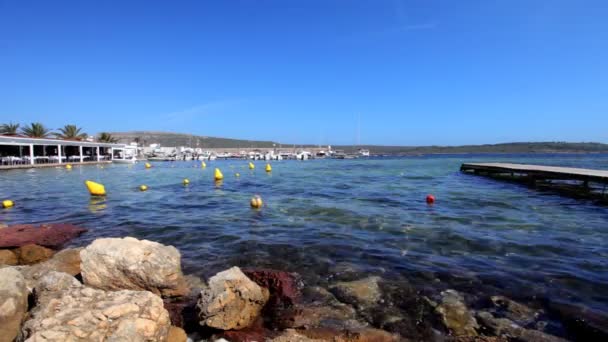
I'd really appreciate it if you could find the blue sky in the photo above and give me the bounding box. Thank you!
[1,0,607,146]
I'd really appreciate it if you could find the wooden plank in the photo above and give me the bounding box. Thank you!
[461,163,608,183]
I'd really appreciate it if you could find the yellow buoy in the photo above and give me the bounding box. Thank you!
[85,180,106,196]
[235,173,240,177]
[250,195,263,209]
[201,161,207,168]
[183,178,190,185]
[249,162,255,170]
[145,162,152,169]
[265,164,272,172]
[214,168,224,181]
[65,164,72,170]
[139,185,148,191]
[2,200,14,208]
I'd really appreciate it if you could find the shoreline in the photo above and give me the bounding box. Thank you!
[1,223,603,341]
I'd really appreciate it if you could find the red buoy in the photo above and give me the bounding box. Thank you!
[426,194,435,204]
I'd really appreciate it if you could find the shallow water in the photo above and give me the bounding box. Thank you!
[1,154,608,328]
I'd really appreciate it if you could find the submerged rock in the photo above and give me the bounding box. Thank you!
[298,326,400,342]
[435,289,479,337]
[80,237,189,297]
[23,274,171,341]
[0,268,28,342]
[0,249,18,265]
[269,329,325,342]
[476,311,567,342]
[0,223,87,249]
[197,266,269,330]
[329,276,382,309]
[489,295,540,325]
[273,286,358,330]
[14,243,54,265]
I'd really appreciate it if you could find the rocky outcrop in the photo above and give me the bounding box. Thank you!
[329,276,382,309]
[14,244,54,265]
[38,247,82,276]
[23,272,171,341]
[0,268,28,342]
[0,223,86,249]
[0,249,18,265]
[80,237,188,297]
[197,266,269,330]
[435,290,479,337]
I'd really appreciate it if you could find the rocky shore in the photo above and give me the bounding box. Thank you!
[0,223,603,341]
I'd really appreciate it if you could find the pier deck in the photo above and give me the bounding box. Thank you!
[0,161,112,170]
[460,163,608,183]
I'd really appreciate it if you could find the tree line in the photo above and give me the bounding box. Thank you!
[0,122,118,143]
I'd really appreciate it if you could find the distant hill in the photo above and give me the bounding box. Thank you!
[335,142,608,154]
[109,132,608,154]
[109,131,279,148]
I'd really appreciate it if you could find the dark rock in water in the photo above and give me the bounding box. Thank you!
[164,296,198,329]
[0,223,87,249]
[476,311,567,342]
[363,280,442,341]
[545,300,608,341]
[298,326,400,342]
[164,275,206,329]
[14,244,54,265]
[243,268,302,308]
[489,296,540,326]
[272,286,358,330]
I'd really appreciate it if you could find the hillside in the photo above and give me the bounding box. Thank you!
[109,132,608,154]
[109,131,279,148]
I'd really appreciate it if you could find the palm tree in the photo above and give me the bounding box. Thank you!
[55,124,87,140]
[21,122,51,138]
[0,122,20,135]
[98,132,118,143]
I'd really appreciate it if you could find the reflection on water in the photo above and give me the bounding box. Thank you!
[1,154,608,331]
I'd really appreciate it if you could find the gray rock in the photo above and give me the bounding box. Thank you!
[0,268,28,342]
[80,237,188,297]
[329,276,382,309]
[197,266,269,330]
[22,281,171,341]
[435,289,479,337]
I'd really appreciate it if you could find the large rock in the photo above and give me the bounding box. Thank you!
[435,290,479,337]
[0,249,18,265]
[244,268,302,308]
[0,223,87,249]
[39,247,82,276]
[329,276,382,309]
[197,266,269,330]
[167,326,187,342]
[22,273,171,341]
[14,244,54,265]
[0,268,28,342]
[80,237,188,297]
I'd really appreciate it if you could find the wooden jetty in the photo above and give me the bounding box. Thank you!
[461,162,608,200]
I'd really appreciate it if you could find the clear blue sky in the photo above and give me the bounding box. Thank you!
[1,0,607,146]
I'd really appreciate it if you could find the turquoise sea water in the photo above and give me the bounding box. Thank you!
[1,154,608,331]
